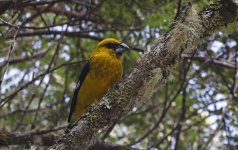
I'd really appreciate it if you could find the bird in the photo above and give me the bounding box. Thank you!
[68,38,130,123]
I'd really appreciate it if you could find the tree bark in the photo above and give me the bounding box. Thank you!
[87,142,140,150]
[0,128,63,147]
[49,1,238,149]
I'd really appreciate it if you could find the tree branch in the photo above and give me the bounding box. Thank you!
[182,54,238,69]
[49,1,238,149]
[0,126,65,147]
[88,142,140,150]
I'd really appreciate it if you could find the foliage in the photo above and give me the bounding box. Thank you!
[0,0,237,149]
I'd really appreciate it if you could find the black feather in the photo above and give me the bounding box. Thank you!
[104,42,119,50]
[68,61,90,123]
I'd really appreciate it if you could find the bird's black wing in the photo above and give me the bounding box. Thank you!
[68,61,90,123]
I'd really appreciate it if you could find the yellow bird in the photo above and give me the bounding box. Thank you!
[68,38,130,123]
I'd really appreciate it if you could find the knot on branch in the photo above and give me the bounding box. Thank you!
[199,0,238,33]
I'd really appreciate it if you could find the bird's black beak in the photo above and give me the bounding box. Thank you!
[115,43,130,55]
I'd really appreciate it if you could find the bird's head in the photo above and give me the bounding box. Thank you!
[94,38,130,58]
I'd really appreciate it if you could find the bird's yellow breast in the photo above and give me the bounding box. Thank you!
[71,52,122,121]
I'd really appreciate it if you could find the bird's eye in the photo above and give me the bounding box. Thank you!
[105,42,117,49]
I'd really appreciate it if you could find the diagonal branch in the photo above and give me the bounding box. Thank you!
[182,54,238,69]
[49,1,238,149]
[0,126,66,146]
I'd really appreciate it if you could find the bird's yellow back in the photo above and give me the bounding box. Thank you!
[68,38,129,123]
